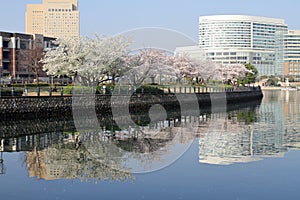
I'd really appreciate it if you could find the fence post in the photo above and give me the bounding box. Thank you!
[174,86,176,93]
[49,87,52,97]
[179,87,182,93]
[82,87,84,95]
[37,87,40,97]
[0,86,1,98]
[184,87,186,93]
[11,87,14,97]
[60,87,63,96]
[24,87,28,97]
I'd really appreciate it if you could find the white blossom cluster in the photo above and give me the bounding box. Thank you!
[42,35,253,86]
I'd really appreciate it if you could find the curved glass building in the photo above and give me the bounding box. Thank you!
[199,15,288,76]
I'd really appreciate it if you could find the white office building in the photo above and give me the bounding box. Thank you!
[283,30,300,78]
[199,15,288,76]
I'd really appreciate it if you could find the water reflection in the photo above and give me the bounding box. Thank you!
[1,92,300,181]
[199,91,300,165]
[26,138,133,181]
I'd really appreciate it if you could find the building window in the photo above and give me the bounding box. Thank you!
[20,42,27,50]
[20,66,29,72]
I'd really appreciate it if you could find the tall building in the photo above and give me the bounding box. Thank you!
[0,31,55,80]
[26,0,80,40]
[283,30,300,79]
[199,15,288,76]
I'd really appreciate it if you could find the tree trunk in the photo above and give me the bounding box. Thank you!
[112,73,115,85]
[151,77,155,84]
[36,73,39,86]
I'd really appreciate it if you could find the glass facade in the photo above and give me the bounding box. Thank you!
[200,21,252,48]
[199,15,288,76]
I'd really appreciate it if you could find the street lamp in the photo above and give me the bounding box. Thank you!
[0,64,2,85]
[0,152,4,175]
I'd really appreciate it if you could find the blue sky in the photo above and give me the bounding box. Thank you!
[1,0,300,40]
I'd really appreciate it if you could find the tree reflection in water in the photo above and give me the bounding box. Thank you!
[5,99,295,179]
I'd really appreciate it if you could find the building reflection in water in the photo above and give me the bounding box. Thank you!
[1,92,300,180]
[199,91,300,165]
[26,133,134,181]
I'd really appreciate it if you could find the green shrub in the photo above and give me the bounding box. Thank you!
[12,82,49,87]
[95,84,165,95]
[135,85,164,94]
[0,88,23,96]
[63,85,73,94]
[63,86,98,94]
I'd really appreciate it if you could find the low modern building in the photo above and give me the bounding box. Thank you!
[0,31,55,82]
[175,45,206,61]
[283,30,300,79]
[198,15,288,76]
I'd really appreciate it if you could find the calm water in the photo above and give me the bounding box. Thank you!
[1,90,300,200]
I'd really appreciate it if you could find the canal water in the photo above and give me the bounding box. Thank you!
[0,90,300,200]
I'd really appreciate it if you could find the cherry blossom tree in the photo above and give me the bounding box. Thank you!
[173,51,221,84]
[42,36,252,88]
[171,55,195,82]
[125,49,179,86]
[217,64,254,85]
[42,35,131,86]
[192,59,220,84]
[84,35,131,85]
[42,37,86,80]
[29,47,46,84]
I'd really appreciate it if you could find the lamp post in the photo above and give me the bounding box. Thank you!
[51,75,54,87]
[0,65,2,85]
[0,152,4,175]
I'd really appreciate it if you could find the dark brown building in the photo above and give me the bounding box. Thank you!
[0,31,55,82]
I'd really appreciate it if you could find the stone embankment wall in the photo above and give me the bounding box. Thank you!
[0,90,263,115]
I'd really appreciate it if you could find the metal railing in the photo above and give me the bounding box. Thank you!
[0,85,261,98]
